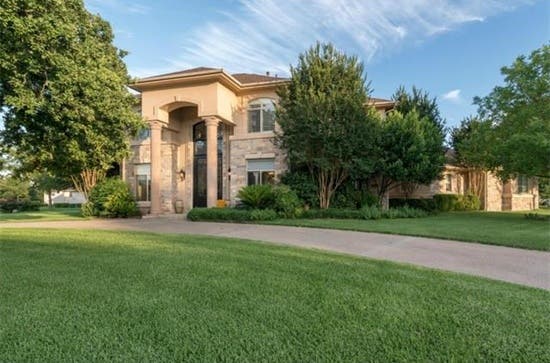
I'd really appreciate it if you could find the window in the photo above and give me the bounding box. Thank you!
[445,174,453,192]
[516,175,529,194]
[136,127,150,142]
[247,159,275,185]
[135,163,151,201]
[248,98,275,133]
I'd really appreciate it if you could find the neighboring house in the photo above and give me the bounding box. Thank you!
[43,189,86,205]
[389,150,539,211]
[127,67,538,214]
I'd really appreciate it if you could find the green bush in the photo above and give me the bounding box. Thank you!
[237,185,275,209]
[361,205,382,220]
[83,178,139,218]
[51,203,82,208]
[301,208,364,219]
[272,185,303,218]
[389,198,437,212]
[434,194,460,212]
[0,199,41,213]
[456,193,481,211]
[187,208,277,221]
[332,183,378,209]
[280,171,318,207]
[434,193,480,212]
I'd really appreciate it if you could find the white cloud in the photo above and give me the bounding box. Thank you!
[168,0,531,75]
[442,89,462,102]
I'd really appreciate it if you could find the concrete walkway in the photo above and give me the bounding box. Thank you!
[2,217,549,290]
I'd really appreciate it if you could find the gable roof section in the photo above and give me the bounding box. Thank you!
[231,73,287,84]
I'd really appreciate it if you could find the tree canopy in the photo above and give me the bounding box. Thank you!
[276,42,375,208]
[392,85,445,133]
[0,0,143,195]
[472,44,550,178]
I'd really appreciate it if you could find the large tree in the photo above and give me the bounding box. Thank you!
[392,85,445,133]
[276,42,375,209]
[371,109,446,204]
[473,44,550,179]
[0,0,143,197]
[451,116,495,198]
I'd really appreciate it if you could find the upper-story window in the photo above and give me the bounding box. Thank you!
[248,98,275,133]
[516,175,529,194]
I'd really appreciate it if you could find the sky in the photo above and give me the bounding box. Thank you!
[85,0,549,129]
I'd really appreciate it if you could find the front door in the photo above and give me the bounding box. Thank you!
[193,122,207,207]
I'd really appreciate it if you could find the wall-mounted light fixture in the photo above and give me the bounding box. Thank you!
[227,168,231,181]
[179,169,186,181]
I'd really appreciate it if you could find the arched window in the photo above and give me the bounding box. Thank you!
[248,98,275,133]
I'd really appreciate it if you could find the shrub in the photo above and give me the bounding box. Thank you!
[332,183,379,209]
[280,171,318,207]
[301,208,364,219]
[434,194,460,212]
[84,178,139,218]
[237,185,275,209]
[272,185,303,218]
[524,213,550,221]
[434,193,480,212]
[389,198,437,212]
[361,205,382,220]
[0,199,41,213]
[52,203,82,208]
[187,208,277,221]
[456,193,481,211]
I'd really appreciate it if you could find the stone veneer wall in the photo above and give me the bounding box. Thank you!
[229,135,286,204]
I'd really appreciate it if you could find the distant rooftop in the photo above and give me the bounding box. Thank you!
[139,67,287,85]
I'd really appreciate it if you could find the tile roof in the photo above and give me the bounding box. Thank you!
[140,67,221,80]
[231,73,287,84]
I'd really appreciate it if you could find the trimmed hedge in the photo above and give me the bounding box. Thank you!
[187,208,278,222]
[302,206,427,220]
[389,198,437,212]
[434,193,480,211]
[0,199,42,213]
[51,203,82,208]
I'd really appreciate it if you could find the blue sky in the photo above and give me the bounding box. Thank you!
[85,0,548,128]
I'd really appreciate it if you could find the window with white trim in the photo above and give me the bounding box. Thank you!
[248,98,275,133]
[516,175,529,194]
[135,163,151,201]
[247,159,275,185]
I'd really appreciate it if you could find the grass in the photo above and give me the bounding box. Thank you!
[0,207,84,222]
[1,229,549,362]
[263,211,550,251]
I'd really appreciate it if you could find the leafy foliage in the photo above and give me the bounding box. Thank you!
[371,109,446,202]
[272,185,303,218]
[276,42,376,208]
[389,198,438,212]
[280,170,319,207]
[237,185,275,209]
[0,200,41,213]
[472,44,550,178]
[187,208,278,221]
[83,178,139,218]
[393,85,445,133]
[0,0,143,186]
[434,193,480,212]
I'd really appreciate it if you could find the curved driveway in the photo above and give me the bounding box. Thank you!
[2,217,549,290]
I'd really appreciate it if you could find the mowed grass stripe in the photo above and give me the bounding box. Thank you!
[1,229,549,362]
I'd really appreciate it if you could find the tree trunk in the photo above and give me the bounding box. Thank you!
[47,189,52,208]
[71,169,106,200]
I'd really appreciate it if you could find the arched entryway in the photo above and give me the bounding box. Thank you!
[193,121,223,207]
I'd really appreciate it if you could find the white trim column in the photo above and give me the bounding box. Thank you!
[149,120,163,215]
[205,116,220,208]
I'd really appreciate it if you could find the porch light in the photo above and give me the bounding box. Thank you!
[179,169,186,181]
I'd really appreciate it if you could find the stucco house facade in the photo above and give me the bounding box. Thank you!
[126,67,538,214]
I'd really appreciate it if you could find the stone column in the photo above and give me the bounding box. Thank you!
[149,120,163,215]
[205,117,219,208]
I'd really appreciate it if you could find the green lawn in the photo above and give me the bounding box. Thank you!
[264,211,550,251]
[1,229,549,362]
[0,207,84,222]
